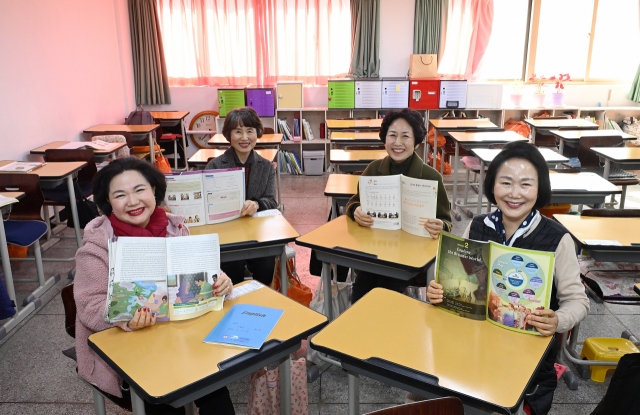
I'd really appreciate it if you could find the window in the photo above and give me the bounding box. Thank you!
[478,0,639,81]
[157,0,352,87]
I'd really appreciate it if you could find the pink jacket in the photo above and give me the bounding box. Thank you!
[74,213,189,397]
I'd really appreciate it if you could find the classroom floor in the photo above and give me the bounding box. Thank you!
[1,172,639,415]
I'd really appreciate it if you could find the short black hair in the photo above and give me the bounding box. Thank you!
[221,107,263,140]
[379,108,426,145]
[484,141,552,209]
[93,157,167,216]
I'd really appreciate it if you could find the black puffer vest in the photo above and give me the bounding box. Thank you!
[469,213,570,312]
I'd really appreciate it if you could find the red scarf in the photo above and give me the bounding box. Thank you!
[108,207,169,238]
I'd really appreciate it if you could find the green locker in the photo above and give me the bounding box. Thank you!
[217,89,246,116]
[328,79,355,109]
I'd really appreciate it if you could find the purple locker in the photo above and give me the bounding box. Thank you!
[246,88,275,117]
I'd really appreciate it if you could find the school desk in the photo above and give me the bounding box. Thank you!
[295,215,438,319]
[190,214,298,295]
[548,172,621,206]
[523,118,598,146]
[329,149,387,173]
[325,119,383,131]
[330,131,381,148]
[187,148,282,209]
[206,133,283,149]
[589,147,640,180]
[554,214,640,262]
[310,288,553,415]
[89,280,328,415]
[83,124,159,161]
[30,140,126,161]
[324,174,359,219]
[428,119,499,169]
[0,160,86,249]
[548,129,636,154]
[150,111,190,170]
[470,149,569,214]
[447,131,529,220]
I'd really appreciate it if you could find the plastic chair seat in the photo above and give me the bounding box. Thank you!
[4,220,48,247]
[580,337,640,382]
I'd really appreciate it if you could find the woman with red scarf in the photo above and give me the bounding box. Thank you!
[74,158,235,415]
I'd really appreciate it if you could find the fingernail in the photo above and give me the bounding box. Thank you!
[138,308,141,312]
[214,284,218,288]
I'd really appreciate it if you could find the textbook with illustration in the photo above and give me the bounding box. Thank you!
[204,304,284,349]
[359,174,438,237]
[0,161,45,173]
[57,140,122,152]
[435,232,554,335]
[105,234,225,323]
[164,168,245,227]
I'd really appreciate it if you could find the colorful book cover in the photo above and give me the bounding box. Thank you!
[203,304,284,349]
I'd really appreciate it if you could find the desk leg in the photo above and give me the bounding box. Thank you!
[322,262,333,320]
[348,372,359,415]
[66,175,83,248]
[181,119,189,170]
[149,132,155,165]
[279,357,291,415]
[0,219,16,307]
[603,159,611,180]
[280,248,288,296]
[452,143,461,221]
[130,388,146,415]
[558,139,564,155]
[331,197,337,220]
[276,150,283,210]
[432,134,438,169]
[477,161,485,215]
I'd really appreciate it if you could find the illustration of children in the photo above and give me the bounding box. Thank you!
[157,295,169,318]
[194,274,213,300]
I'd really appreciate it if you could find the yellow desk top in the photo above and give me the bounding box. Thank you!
[326,119,383,129]
[188,149,279,165]
[330,132,381,141]
[89,281,327,400]
[590,146,640,161]
[149,111,190,121]
[324,174,359,197]
[448,130,528,143]
[329,149,387,163]
[554,214,640,246]
[549,171,619,193]
[549,129,635,140]
[0,192,25,200]
[83,124,159,134]
[0,161,87,179]
[30,141,126,155]
[428,119,497,130]
[207,133,283,146]
[296,215,437,269]
[523,119,598,129]
[312,288,552,410]
[189,214,299,246]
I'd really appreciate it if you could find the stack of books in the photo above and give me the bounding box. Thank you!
[278,151,302,174]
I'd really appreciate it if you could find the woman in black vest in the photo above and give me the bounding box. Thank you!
[427,141,588,415]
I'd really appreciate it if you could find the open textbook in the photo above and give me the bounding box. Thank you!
[435,232,554,335]
[359,174,438,236]
[105,234,224,323]
[164,168,245,227]
[57,139,122,152]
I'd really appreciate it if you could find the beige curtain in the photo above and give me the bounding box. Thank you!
[129,0,171,105]
[349,0,380,78]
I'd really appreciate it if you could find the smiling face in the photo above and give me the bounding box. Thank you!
[384,118,416,163]
[108,170,157,228]
[229,124,257,161]
[493,158,539,228]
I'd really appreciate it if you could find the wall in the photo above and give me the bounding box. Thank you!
[379,0,415,77]
[0,0,135,161]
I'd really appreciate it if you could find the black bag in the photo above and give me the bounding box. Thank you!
[125,105,156,139]
[65,182,99,229]
[591,352,640,415]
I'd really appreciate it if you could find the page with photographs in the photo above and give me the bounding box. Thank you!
[486,243,554,335]
[201,168,245,224]
[165,171,206,227]
[165,233,224,321]
[105,237,169,323]
[358,175,402,230]
[400,176,438,237]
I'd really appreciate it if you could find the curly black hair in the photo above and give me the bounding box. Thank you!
[378,108,427,145]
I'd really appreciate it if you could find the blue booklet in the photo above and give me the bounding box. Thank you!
[203,304,284,349]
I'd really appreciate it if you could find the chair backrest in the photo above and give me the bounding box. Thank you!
[263,127,275,134]
[44,149,97,184]
[364,397,464,415]
[0,173,44,221]
[61,283,76,338]
[577,136,623,168]
[581,209,640,218]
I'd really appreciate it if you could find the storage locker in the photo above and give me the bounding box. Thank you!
[276,82,303,109]
[439,80,467,109]
[328,79,355,109]
[217,88,246,117]
[466,82,504,109]
[381,78,409,108]
[355,79,382,109]
[409,79,440,110]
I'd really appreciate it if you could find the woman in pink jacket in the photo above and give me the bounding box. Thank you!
[74,158,235,415]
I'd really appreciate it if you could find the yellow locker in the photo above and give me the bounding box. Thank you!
[277,82,303,109]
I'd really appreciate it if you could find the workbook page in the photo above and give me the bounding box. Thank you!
[202,168,245,224]
[165,171,205,227]
[358,175,402,230]
[400,176,438,237]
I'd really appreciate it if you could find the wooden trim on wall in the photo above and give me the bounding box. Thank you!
[525,0,542,79]
[584,0,599,80]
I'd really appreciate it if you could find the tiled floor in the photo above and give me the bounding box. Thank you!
[1,173,639,414]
